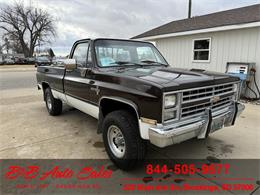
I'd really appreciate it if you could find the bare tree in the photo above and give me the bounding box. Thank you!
[4,37,10,53]
[8,34,24,54]
[0,2,55,57]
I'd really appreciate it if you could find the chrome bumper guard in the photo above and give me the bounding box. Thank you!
[149,102,245,148]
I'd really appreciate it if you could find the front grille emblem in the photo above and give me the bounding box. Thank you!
[211,96,220,103]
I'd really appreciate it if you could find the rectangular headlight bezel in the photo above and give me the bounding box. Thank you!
[163,109,177,121]
[233,82,241,101]
[162,93,181,123]
[164,94,177,109]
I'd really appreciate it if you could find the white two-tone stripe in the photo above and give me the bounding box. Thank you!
[51,89,99,119]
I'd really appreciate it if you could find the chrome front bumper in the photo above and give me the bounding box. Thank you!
[149,102,245,148]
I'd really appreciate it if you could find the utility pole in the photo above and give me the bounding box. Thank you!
[188,0,192,18]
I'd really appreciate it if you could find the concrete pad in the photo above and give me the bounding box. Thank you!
[0,88,105,158]
[149,103,260,159]
[0,65,35,72]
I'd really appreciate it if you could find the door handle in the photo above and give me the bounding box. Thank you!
[89,80,95,85]
[44,69,49,72]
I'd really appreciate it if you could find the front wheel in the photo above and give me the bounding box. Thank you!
[102,110,146,170]
[44,88,62,116]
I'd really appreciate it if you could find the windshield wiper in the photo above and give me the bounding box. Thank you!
[108,61,147,72]
[110,61,145,68]
[140,60,168,67]
[110,61,137,66]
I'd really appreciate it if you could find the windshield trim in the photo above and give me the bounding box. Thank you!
[93,39,169,68]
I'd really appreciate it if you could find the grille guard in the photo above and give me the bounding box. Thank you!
[149,101,245,148]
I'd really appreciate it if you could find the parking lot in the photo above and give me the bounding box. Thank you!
[0,66,259,160]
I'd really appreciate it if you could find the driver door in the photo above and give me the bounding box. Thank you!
[64,41,96,105]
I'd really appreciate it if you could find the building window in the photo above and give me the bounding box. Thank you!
[193,38,211,62]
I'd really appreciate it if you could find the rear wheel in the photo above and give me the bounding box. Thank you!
[44,88,62,116]
[102,110,146,170]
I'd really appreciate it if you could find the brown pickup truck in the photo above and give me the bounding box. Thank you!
[36,38,245,170]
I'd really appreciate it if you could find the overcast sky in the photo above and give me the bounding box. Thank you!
[0,0,259,56]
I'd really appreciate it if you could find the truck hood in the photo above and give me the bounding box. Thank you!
[113,66,239,92]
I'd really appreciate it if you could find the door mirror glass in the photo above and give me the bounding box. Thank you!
[64,59,77,70]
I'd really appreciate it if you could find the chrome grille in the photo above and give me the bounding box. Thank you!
[182,102,211,118]
[182,83,233,103]
[181,83,235,118]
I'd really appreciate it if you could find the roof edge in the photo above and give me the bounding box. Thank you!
[133,21,260,41]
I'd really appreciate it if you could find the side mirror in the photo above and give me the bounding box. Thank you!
[64,59,76,71]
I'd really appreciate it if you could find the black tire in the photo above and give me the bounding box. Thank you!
[102,110,146,170]
[44,87,62,116]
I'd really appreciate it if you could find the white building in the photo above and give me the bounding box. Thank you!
[133,4,260,98]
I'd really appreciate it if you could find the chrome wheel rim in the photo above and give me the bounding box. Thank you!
[107,125,125,158]
[46,94,52,110]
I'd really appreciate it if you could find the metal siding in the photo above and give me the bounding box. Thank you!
[154,27,260,98]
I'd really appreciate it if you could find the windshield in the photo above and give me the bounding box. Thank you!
[37,56,49,61]
[94,39,168,67]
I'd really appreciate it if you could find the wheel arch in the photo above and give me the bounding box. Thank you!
[97,96,140,135]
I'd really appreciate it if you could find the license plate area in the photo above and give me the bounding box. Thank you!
[210,115,225,132]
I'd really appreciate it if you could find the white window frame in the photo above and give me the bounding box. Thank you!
[192,37,211,63]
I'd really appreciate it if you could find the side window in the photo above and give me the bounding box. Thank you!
[72,42,89,67]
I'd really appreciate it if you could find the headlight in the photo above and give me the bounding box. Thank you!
[164,94,177,108]
[233,83,238,92]
[233,83,240,100]
[164,109,176,121]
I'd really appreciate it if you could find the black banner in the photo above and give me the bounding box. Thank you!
[0,159,259,194]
